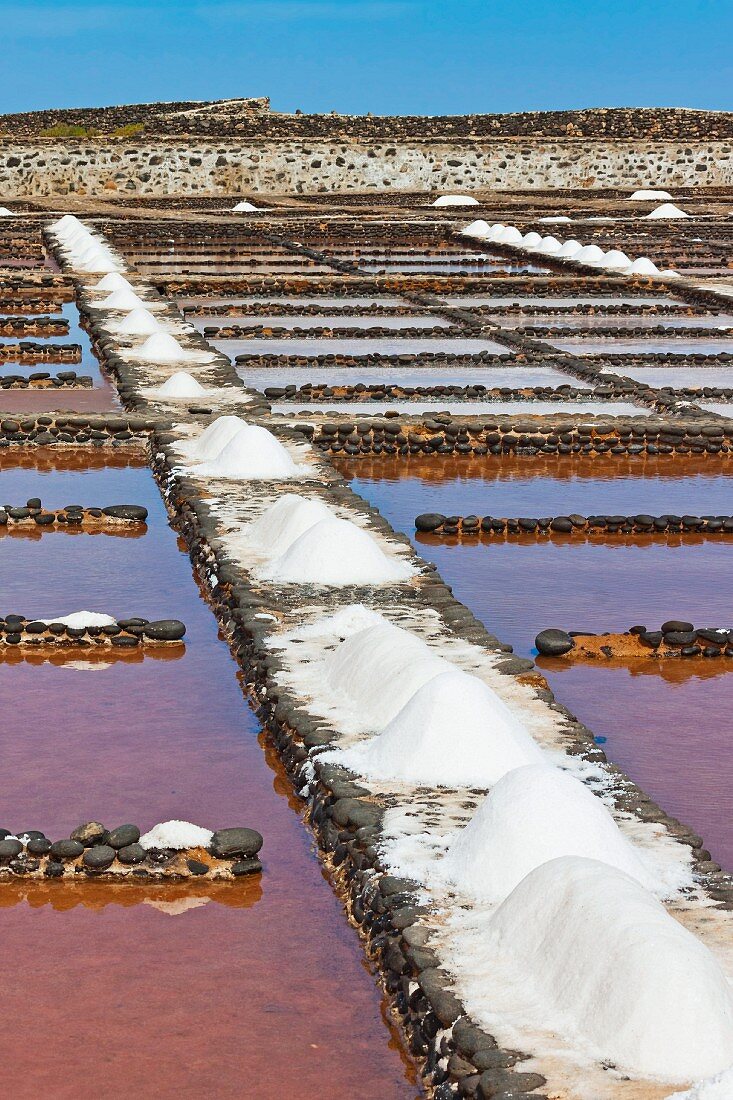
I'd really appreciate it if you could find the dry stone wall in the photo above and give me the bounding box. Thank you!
[0,137,732,196]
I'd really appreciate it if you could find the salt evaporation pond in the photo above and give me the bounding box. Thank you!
[192,314,453,331]
[275,400,650,416]
[441,296,678,308]
[600,366,733,387]
[553,337,733,356]
[333,454,733,870]
[177,297,409,310]
[0,454,418,1099]
[239,365,576,390]
[699,403,733,417]
[358,261,550,274]
[218,337,511,357]
[494,314,733,330]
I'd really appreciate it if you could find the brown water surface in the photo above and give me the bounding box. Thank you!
[0,453,419,1100]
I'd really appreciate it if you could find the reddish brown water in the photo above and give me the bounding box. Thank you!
[335,454,733,871]
[0,451,419,1100]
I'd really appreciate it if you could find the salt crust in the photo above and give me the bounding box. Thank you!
[458,857,733,1082]
[40,611,116,628]
[431,195,480,207]
[440,764,656,902]
[139,820,214,850]
[666,1068,733,1098]
[257,516,416,585]
[329,670,543,786]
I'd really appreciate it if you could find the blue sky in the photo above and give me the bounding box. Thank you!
[3,0,732,116]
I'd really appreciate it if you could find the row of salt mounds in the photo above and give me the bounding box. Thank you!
[431,194,479,207]
[331,669,543,786]
[49,215,124,275]
[440,763,656,902]
[474,856,733,1081]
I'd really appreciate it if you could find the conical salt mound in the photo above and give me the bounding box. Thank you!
[558,239,582,257]
[78,255,121,275]
[597,249,631,270]
[196,424,300,480]
[337,670,542,787]
[646,203,689,219]
[485,857,733,1081]
[93,273,134,293]
[519,231,542,248]
[442,764,654,903]
[574,244,605,263]
[137,333,187,362]
[158,372,207,398]
[0,207,14,217]
[325,621,452,728]
[461,220,491,239]
[190,415,250,461]
[535,235,562,254]
[245,494,335,556]
[101,288,148,311]
[497,225,522,244]
[628,189,673,201]
[624,257,660,275]
[432,194,479,207]
[259,517,414,585]
[114,308,163,336]
[232,201,259,212]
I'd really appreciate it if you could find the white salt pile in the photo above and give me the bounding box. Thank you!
[193,424,301,480]
[624,256,660,275]
[188,415,250,461]
[596,249,632,270]
[461,220,491,239]
[666,1068,733,1099]
[157,372,208,398]
[432,194,479,207]
[628,189,673,200]
[0,207,14,216]
[244,494,334,556]
[557,239,583,257]
[232,200,260,212]
[325,620,453,728]
[139,820,214,850]
[93,272,134,293]
[646,202,690,219]
[538,215,571,223]
[519,231,542,248]
[136,333,188,362]
[101,288,149,311]
[333,670,542,787]
[258,517,415,585]
[113,308,163,336]
[573,244,606,264]
[442,764,655,902]
[41,611,117,628]
[497,225,522,244]
[535,235,562,254]
[481,856,733,1081]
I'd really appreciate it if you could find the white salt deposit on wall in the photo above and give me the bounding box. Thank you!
[332,670,543,787]
[244,494,335,557]
[432,195,480,207]
[258,516,415,585]
[473,857,733,1081]
[139,820,214,850]
[441,764,656,902]
[157,371,208,398]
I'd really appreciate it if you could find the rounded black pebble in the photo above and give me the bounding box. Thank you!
[117,843,146,865]
[83,845,116,870]
[661,620,694,633]
[186,858,209,876]
[50,839,84,861]
[106,824,140,850]
[535,628,575,656]
[44,861,65,879]
[639,631,664,649]
[415,513,446,532]
[231,858,262,876]
[0,839,23,861]
[27,838,52,856]
[101,505,148,522]
[70,821,107,847]
[209,827,264,859]
[141,620,186,642]
[664,630,697,646]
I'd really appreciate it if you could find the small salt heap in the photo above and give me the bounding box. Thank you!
[139,820,214,850]
[101,288,149,311]
[573,244,606,264]
[441,764,655,902]
[646,202,689,219]
[557,239,583,257]
[333,670,542,787]
[136,333,188,362]
[232,201,259,212]
[461,220,491,239]
[193,424,301,480]
[538,215,571,223]
[244,494,335,556]
[624,256,660,275]
[432,194,479,207]
[157,372,207,398]
[628,189,673,201]
[113,308,163,336]
[93,273,134,293]
[190,415,250,461]
[258,517,415,585]
[0,207,14,217]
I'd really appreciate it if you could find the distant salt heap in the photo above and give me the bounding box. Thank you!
[157,372,208,398]
[192,423,302,480]
[628,189,673,201]
[534,235,562,254]
[0,207,14,216]
[442,764,655,902]
[432,195,479,207]
[624,256,660,275]
[112,308,163,336]
[139,820,214,850]
[519,231,542,248]
[538,215,571,223]
[333,670,542,787]
[596,249,631,270]
[232,201,260,212]
[258,517,415,585]
[40,611,116,629]
[646,202,689,219]
[479,857,733,1081]
[136,333,189,362]
[461,220,491,239]
[244,494,334,556]
[325,620,453,728]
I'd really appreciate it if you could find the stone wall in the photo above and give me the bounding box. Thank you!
[1,137,731,197]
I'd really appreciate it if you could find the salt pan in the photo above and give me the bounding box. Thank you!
[333,670,542,787]
[483,857,733,1081]
[258,517,414,585]
[442,764,654,903]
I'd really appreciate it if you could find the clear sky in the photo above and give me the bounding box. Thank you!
[3,0,732,116]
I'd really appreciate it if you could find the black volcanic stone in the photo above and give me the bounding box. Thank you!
[186,858,209,876]
[209,828,264,859]
[142,619,186,641]
[0,839,23,860]
[661,620,694,633]
[117,843,146,865]
[415,513,445,532]
[83,845,116,870]
[106,824,140,849]
[70,821,107,846]
[535,628,574,656]
[639,631,664,648]
[102,505,148,522]
[231,858,262,876]
[664,631,697,646]
[50,839,84,860]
